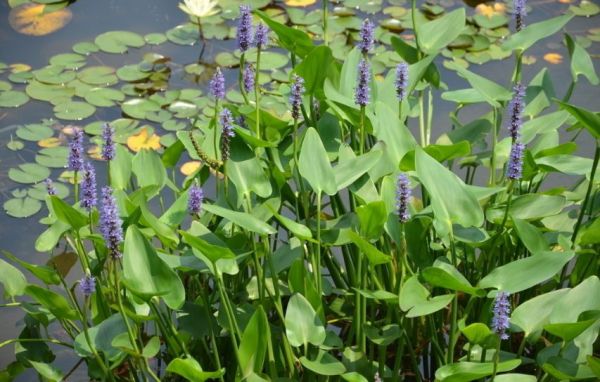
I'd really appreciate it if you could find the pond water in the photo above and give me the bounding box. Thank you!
[0,0,598,378]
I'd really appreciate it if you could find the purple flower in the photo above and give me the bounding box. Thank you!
[492,291,511,340]
[514,0,527,31]
[45,178,57,196]
[355,58,371,107]
[100,186,123,259]
[188,185,204,215]
[289,74,305,120]
[237,4,253,52]
[101,123,115,161]
[81,162,97,212]
[396,173,411,223]
[68,128,84,172]
[243,64,255,93]
[508,83,525,142]
[210,67,225,100]
[253,23,269,49]
[220,108,235,162]
[79,275,96,297]
[395,62,409,101]
[358,19,375,54]
[506,142,525,181]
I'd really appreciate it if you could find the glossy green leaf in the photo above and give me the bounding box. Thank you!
[25,285,77,319]
[417,8,466,54]
[300,350,346,376]
[399,275,454,318]
[0,258,27,297]
[49,195,88,229]
[422,260,484,296]
[166,357,224,382]
[239,307,269,378]
[565,34,599,85]
[502,14,573,52]
[202,204,276,235]
[435,360,521,382]
[226,138,272,198]
[556,100,600,139]
[294,46,333,96]
[95,30,145,54]
[285,293,326,348]
[132,149,166,190]
[299,128,336,195]
[512,218,548,254]
[347,231,392,266]
[255,10,314,58]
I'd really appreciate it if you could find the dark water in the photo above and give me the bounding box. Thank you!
[0,0,598,377]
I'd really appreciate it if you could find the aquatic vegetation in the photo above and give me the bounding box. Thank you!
[0,1,599,381]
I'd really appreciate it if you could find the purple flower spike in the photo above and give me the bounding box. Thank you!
[396,173,411,223]
[506,142,525,181]
[81,162,97,212]
[395,62,409,101]
[237,4,253,52]
[514,0,527,31]
[253,23,269,49]
[45,178,57,196]
[492,291,511,340]
[68,127,84,172]
[188,185,204,215]
[508,83,525,142]
[220,108,235,162]
[355,58,371,107]
[100,186,123,259]
[243,64,255,93]
[101,123,115,161]
[210,67,225,100]
[358,19,375,54]
[289,74,305,120]
[79,275,96,297]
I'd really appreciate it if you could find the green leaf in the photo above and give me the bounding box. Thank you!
[180,230,236,267]
[334,150,382,192]
[511,289,570,338]
[347,231,392,266]
[239,307,270,378]
[422,260,484,296]
[399,275,454,318]
[415,148,484,237]
[226,138,272,199]
[25,285,77,320]
[435,360,521,382]
[0,90,29,107]
[565,34,599,85]
[3,251,60,285]
[29,361,63,382]
[445,61,512,107]
[478,251,575,294]
[122,226,185,309]
[294,46,333,96]
[9,163,50,184]
[3,197,42,218]
[270,209,312,239]
[166,357,224,382]
[417,8,466,54]
[502,14,573,52]
[110,144,133,190]
[461,323,494,346]
[202,204,276,235]
[0,258,27,297]
[49,196,88,229]
[512,218,548,254]
[53,101,96,120]
[544,311,600,342]
[300,350,347,376]
[255,10,314,58]
[95,30,145,54]
[556,100,600,139]
[356,200,387,240]
[298,128,336,195]
[74,313,131,362]
[132,149,166,190]
[285,293,326,348]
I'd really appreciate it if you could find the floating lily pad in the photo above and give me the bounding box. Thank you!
[0,90,29,107]
[25,80,74,104]
[49,53,86,69]
[15,123,54,141]
[95,30,145,54]
[570,0,600,17]
[166,24,199,45]
[8,71,33,84]
[34,65,76,84]
[9,3,72,36]
[72,41,99,55]
[215,52,239,68]
[246,51,290,70]
[77,66,118,86]
[116,65,151,82]
[162,120,186,131]
[184,63,205,76]
[84,87,125,107]
[7,138,24,151]
[9,163,51,184]
[0,80,12,91]
[145,32,167,45]
[28,181,69,200]
[168,101,197,118]
[53,101,96,120]
[121,98,161,119]
[35,146,69,168]
[3,197,42,218]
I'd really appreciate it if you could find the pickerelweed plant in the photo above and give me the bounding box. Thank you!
[1,1,600,382]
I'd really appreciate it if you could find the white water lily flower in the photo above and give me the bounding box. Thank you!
[178,0,219,18]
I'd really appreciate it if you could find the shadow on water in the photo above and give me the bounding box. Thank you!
[0,0,598,377]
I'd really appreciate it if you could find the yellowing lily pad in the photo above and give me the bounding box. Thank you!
[180,161,202,176]
[543,53,563,64]
[8,3,72,36]
[38,137,62,148]
[284,0,317,7]
[127,127,161,152]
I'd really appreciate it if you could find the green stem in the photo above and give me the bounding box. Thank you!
[316,192,323,296]
[571,141,599,246]
[411,0,421,54]
[491,339,501,381]
[489,107,498,186]
[322,0,329,45]
[447,236,459,364]
[239,53,249,104]
[255,47,262,139]
[359,106,366,154]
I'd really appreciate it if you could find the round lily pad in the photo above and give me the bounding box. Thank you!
[0,80,12,91]
[15,123,54,141]
[8,71,33,84]
[84,87,125,107]
[168,101,198,118]
[28,181,69,200]
[25,80,74,104]
[166,24,199,45]
[49,53,86,69]
[116,64,151,82]
[7,138,24,151]
[77,66,118,86]
[3,197,42,218]
[53,101,96,120]
[215,52,239,68]
[72,41,99,55]
[0,90,29,107]
[145,33,167,45]
[121,98,161,119]
[35,146,69,168]
[95,30,145,54]
[9,163,51,184]
[184,63,205,75]
[246,51,289,70]
[162,120,186,131]
[33,65,76,84]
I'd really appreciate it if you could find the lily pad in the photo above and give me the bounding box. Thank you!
[53,101,96,120]
[72,41,99,55]
[35,146,69,168]
[25,80,74,104]
[15,123,54,141]
[95,30,145,54]
[9,163,51,184]
[121,98,161,119]
[3,197,42,218]
[144,33,167,45]
[116,64,151,82]
[49,53,86,69]
[28,181,69,200]
[7,138,24,151]
[0,90,29,107]
[8,3,72,36]
[84,87,125,107]
[34,65,76,84]
[77,66,118,86]
[166,24,199,45]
